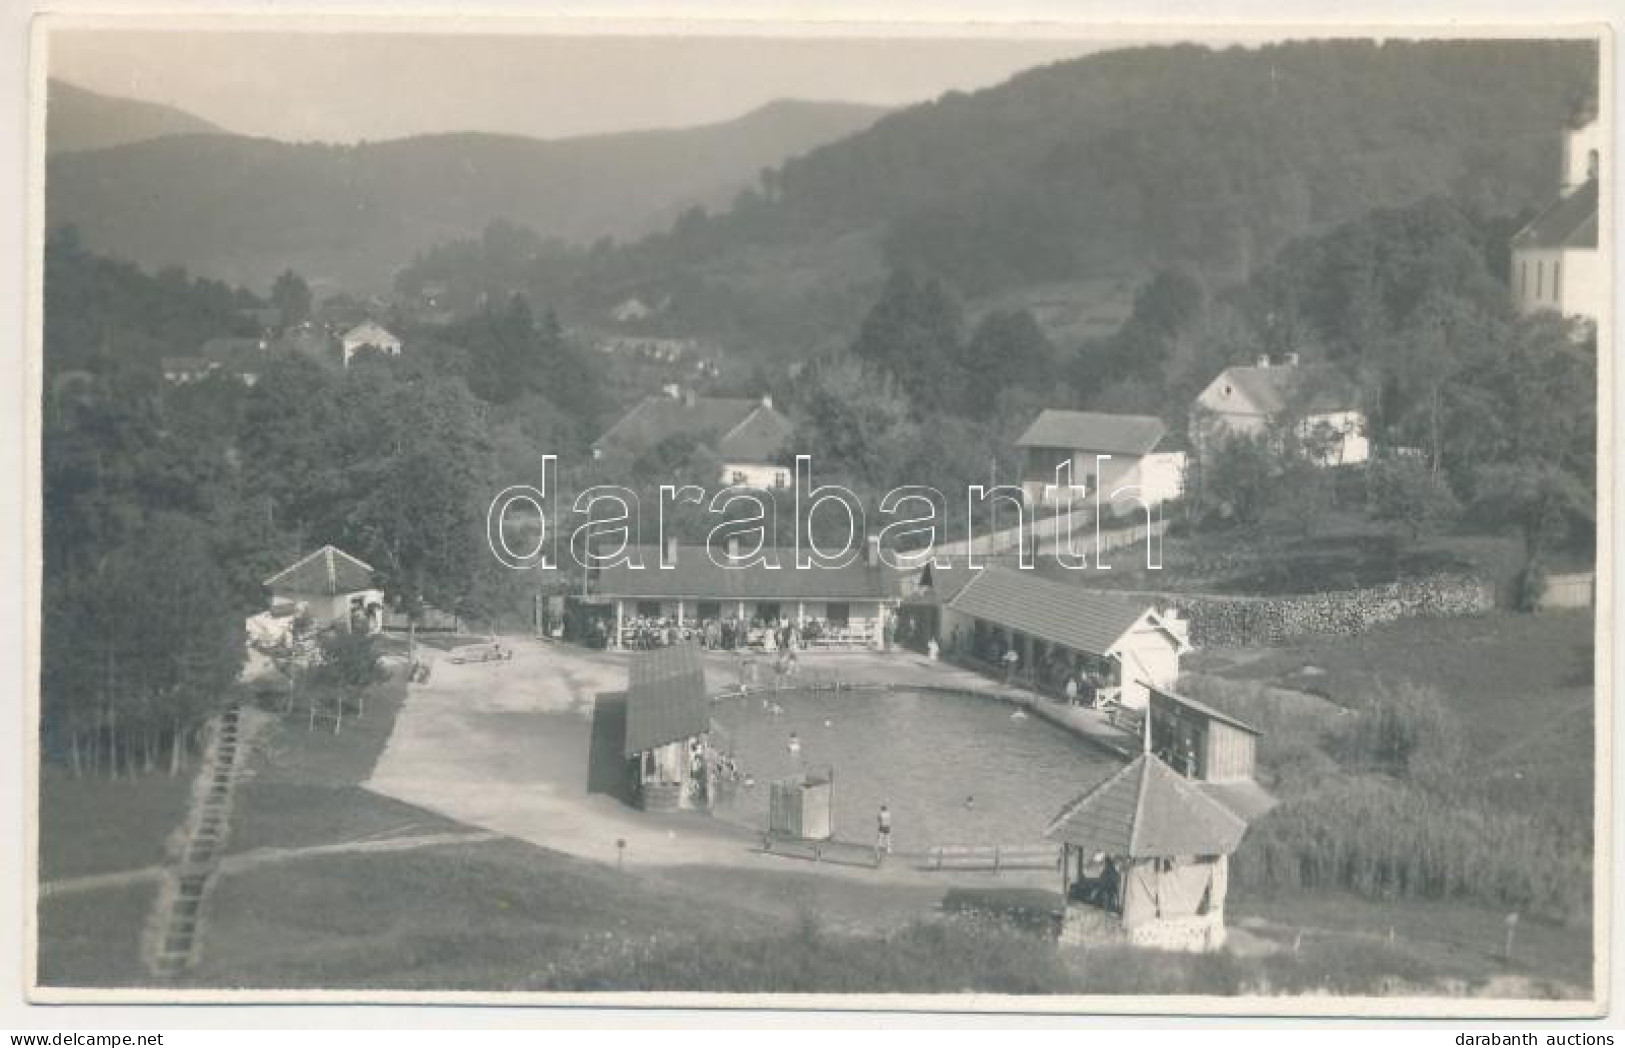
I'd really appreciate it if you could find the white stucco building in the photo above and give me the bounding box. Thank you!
[1191,357,1368,467]
[340,321,403,367]
[1510,106,1603,331]
[1015,410,1186,509]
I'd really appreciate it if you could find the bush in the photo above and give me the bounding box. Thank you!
[1329,683,1464,783]
[1230,777,1591,923]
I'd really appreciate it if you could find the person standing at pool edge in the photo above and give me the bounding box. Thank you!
[876,804,893,859]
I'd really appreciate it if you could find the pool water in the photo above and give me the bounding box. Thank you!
[709,688,1121,852]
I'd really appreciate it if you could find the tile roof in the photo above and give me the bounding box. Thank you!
[1513,179,1598,250]
[594,546,893,601]
[263,545,376,595]
[1015,411,1168,456]
[342,321,399,346]
[200,336,266,364]
[594,394,792,465]
[162,356,213,373]
[623,642,710,756]
[1204,363,1360,416]
[1044,754,1251,857]
[1149,686,1262,736]
[945,565,1155,657]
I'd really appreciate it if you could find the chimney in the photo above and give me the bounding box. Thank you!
[664,536,679,567]
[866,535,881,567]
[760,393,774,411]
[1255,354,1271,369]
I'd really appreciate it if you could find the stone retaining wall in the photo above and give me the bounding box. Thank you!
[1159,574,1493,648]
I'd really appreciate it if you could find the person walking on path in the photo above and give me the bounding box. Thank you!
[876,804,893,860]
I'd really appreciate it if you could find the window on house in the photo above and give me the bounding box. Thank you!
[1520,261,1528,300]
[1553,261,1562,301]
[1537,260,1544,299]
[730,470,748,486]
[826,602,851,627]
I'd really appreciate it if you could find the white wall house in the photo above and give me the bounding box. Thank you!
[263,545,385,634]
[592,388,794,490]
[933,565,1189,710]
[1015,410,1186,509]
[340,321,403,367]
[1191,357,1369,467]
[1510,108,1603,331]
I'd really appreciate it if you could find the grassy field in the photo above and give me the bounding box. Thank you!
[38,769,192,881]
[1190,609,1596,821]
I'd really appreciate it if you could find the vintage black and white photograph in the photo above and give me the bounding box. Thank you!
[25,15,1611,1013]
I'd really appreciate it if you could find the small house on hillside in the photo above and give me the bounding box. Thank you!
[1015,410,1185,507]
[262,545,384,634]
[934,565,1189,709]
[1046,753,1253,951]
[622,643,712,812]
[610,297,654,323]
[340,321,402,367]
[1191,356,1369,466]
[161,356,214,385]
[592,388,795,489]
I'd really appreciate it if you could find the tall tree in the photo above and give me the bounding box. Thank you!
[270,269,313,328]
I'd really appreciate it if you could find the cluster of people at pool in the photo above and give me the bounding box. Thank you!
[602,615,874,652]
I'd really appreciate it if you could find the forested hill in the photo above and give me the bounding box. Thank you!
[771,39,1594,288]
[47,79,223,154]
[44,98,889,293]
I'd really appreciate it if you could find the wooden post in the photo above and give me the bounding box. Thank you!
[1503,912,1519,962]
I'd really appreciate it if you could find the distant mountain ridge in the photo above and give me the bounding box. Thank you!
[47,79,223,154]
[45,97,890,292]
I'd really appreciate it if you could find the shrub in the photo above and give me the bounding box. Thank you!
[1330,683,1464,783]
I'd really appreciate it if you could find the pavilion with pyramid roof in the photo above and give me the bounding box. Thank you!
[1045,752,1254,951]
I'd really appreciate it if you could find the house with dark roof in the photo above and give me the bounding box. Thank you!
[1046,753,1254,950]
[934,565,1188,710]
[1191,356,1369,466]
[593,539,896,650]
[200,336,269,386]
[592,387,795,489]
[621,643,713,811]
[1511,106,1602,329]
[262,545,384,633]
[1015,410,1186,508]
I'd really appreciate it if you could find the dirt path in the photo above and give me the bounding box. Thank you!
[41,829,503,898]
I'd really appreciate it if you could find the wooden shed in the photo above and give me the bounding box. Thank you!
[622,643,712,812]
[1148,686,1261,782]
[768,767,834,841]
[1046,754,1252,952]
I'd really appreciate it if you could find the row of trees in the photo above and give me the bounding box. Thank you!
[42,231,614,776]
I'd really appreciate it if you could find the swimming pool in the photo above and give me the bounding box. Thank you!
[709,687,1122,853]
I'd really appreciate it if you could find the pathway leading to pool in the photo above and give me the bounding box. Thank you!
[363,639,1115,885]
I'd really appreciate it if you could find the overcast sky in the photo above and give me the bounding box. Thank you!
[48,31,1128,142]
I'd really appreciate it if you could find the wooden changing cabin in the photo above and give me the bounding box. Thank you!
[622,643,713,812]
[1045,754,1252,952]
